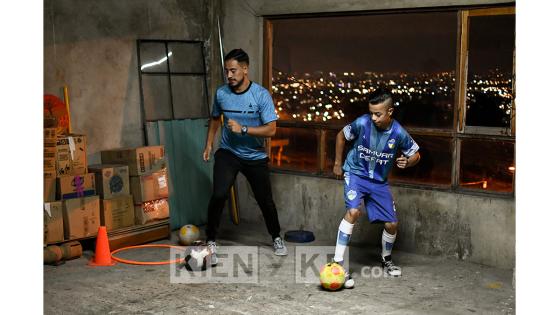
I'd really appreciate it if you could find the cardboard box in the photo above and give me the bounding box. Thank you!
[130,169,169,203]
[44,146,57,174]
[134,198,170,225]
[57,173,96,200]
[101,195,135,231]
[63,196,100,239]
[44,201,64,244]
[56,134,88,177]
[44,176,56,202]
[44,170,57,179]
[44,128,57,147]
[88,164,130,199]
[101,146,165,176]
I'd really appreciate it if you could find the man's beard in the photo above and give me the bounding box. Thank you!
[228,77,245,89]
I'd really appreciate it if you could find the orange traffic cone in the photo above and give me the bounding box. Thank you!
[88,226,116,266]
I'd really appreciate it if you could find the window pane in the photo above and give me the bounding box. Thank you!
[141,74,172,121]
[272,12,456,128]
[466,14,515,128]
[390,135,452,186]
[171,76,207,119]
[270,127,319,173]
[460,139,514,192]
[168,42,205,73]
[140,42,169,73]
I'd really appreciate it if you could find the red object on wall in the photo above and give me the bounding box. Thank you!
[44,94,69,135]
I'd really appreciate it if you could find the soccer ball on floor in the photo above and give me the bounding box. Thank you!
[184,241,211,271]
[178,224,200,245]
[320,262,346,291]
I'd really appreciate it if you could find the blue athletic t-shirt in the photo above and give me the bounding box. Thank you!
[342,114,419,182]
[212,81,278,160]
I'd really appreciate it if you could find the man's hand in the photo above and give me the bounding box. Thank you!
[227,119,242,134]
[203,145,212,162]
[396,155,408,169]
[333,162,343,179]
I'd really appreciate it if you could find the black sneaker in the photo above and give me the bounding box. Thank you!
[381,255,402,277]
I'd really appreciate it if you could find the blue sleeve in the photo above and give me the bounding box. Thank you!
[342,117,361,141]
[211,90,221,118]
[258,88,278,124]
[399,129,420,157]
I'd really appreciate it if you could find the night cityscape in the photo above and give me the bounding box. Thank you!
[272,69,513,127]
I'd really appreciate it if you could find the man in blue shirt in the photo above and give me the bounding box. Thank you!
[203,49,287,265]
[332,88,420,288]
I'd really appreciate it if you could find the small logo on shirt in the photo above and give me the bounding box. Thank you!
[347,190,357,201]
[388,139,396,149]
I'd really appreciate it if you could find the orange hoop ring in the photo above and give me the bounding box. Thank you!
[111,244,185,265]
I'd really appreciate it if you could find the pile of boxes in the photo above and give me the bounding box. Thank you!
[44,130,100,244]
[101,146,170,225]
[44,127,169,245]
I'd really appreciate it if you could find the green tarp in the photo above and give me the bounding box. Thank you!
[145,119,212,230]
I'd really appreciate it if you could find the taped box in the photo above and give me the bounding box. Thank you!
[44,201,64,244]
[89,164,130,199]
[63,196,100,240]
[57,173,96,200]
[101,195,134,231]
[134,198,169,225]
[101,146,165,176]
[130,169,169,203]
[44,176,56,202]
[56,134,88,177]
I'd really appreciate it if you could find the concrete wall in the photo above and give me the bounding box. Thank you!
[237,173,515,269]
[44,0,223,164]
[223,0,515,270]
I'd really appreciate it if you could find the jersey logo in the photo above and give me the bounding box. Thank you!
[388,139,396,149]
[347,190,357,201]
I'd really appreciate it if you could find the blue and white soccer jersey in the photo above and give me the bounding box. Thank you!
[341,115,419,222]
[212,81,278,160]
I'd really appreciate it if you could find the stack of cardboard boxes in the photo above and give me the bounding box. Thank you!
[44,132,101,243]
[101,146,170,225]
[88,164,135,231]
[44,128,62,244]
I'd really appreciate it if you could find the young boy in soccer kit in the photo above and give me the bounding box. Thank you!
[332,88,421,288]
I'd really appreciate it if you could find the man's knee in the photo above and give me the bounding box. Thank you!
[211,189,230,202]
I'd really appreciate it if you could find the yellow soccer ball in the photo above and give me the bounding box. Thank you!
[178,224,200,245]
[320,262,346,291]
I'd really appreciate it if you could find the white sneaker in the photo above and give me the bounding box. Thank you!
[381,255,402,277]
[273,237,288,256]
[343,271,355,289]
[207,241,218,266]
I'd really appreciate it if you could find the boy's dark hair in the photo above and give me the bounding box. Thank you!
[368,88,393,107]
[224,48,249,65]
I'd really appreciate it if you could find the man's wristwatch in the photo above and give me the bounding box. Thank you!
[241,125,248,135]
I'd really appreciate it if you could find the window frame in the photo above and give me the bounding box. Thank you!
[263,5,515,198]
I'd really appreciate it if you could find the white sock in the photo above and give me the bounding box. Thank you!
[381,229,396,258]
[334,219,354,264]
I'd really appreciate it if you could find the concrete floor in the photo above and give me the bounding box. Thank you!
[44,220,515,314]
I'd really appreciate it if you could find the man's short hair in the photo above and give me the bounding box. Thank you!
[224,48,249,65]
[368,88,393,107]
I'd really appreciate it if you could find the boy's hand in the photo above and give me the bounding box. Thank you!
[396,155,408,169]
[333,162,343,179]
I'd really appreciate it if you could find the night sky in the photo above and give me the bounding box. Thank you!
[273,12,515,74]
